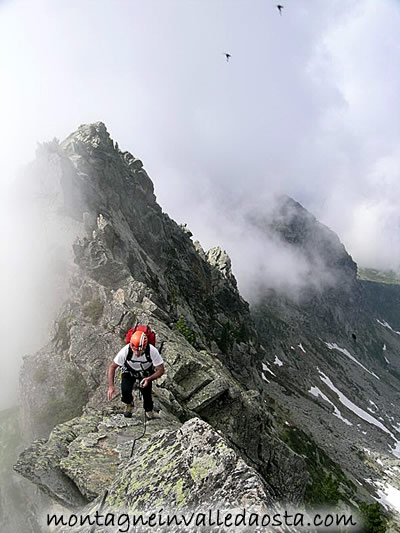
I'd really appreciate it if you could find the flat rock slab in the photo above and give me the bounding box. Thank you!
[187,379,229,412]
[15,409,180,507]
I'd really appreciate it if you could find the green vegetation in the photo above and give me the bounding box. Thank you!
[33,369,88,428]
[358,268,400,285]
[175,316,196,347]
[235,322,249,344]
[83,298,104,324]
[218,322,233,354]
[280,427,355,506]
[307,472,341,506]
[359,502,387,533]
[166,277,180,308]
[53,315,71,350]
[216,321,250,353]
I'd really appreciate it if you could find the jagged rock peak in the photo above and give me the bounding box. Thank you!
[56,121,157,217]
[179,223,193,237]
[62,121,114,149]
[265,194,358,280]
[274,195,350,253]
[60,122,145,174]
[206,247,237,287]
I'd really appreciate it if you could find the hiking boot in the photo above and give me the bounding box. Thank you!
[123,404,133,418]
[146,411,154,420]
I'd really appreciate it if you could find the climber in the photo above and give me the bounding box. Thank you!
[224,52,231,62]
[107,330,165,419]
[276,4,284,15]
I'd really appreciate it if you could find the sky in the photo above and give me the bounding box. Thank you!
[1,0,400,408]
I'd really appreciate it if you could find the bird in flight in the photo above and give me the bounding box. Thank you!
[224,53,231,62]
[276,4,284,15]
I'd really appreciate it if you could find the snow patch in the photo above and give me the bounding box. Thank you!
[377,319,400,335]
[324,342,380,380]
[318,371,395,438]
[298,343,306,353]
[385,466,400,476]
[273,355,284,367]
[309,385,352,426]
[262,362,276,377]
[261,372,269,383]
[376,483,400,513]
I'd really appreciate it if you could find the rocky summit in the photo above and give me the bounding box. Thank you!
[4,122,400,532]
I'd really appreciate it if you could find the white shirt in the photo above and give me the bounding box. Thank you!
[114,344,163,373]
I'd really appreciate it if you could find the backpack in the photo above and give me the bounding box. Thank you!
[123,325,155,377]
[125,324,156,346]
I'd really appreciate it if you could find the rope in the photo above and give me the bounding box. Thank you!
[89,489,109,533]
[88,340,165,524]
[129,393,147,458]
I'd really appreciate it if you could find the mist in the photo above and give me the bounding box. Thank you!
[1,0,400,409]
[0,153,82,410]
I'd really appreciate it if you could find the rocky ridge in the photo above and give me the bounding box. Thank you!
[12,123,308,531]
[9,122,400,531]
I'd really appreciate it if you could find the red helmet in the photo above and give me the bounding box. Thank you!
[130,330,148,353]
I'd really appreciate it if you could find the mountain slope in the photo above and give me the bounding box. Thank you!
[251,196,400,524]
[10,122,398,530]
[13,123,307,524]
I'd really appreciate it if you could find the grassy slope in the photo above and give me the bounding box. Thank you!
[358,267,400,285]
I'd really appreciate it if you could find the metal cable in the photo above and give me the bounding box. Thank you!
[89,340,165,528]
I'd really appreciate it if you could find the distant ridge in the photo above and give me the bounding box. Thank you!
[358,267,400,285]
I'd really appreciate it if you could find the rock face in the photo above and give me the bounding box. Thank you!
[106,417,275,512]
[13,123,307,527]
[11,122,400,530]
[53,419,288,533]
